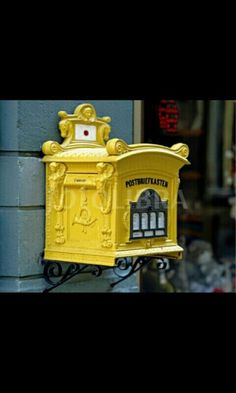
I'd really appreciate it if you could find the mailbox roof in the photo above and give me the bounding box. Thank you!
[42,139,190,166]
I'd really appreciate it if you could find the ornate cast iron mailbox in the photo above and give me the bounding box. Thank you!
[42,103,190,290]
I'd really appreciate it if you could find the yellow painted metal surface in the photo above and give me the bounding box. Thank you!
[42,103,190,267]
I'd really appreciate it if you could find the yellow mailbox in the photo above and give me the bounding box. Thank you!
[42,103,190,269]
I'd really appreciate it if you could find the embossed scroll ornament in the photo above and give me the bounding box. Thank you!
[96,163,114,214]
[48,162,66,244]
[48,163,66,211]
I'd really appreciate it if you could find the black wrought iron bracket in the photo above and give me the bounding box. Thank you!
[40,255,169,293]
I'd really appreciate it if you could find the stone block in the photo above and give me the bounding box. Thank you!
[18,208,45,276]
[0,207,45,277]
[0,276,46,292]
[0,100,18,151]
[0,208,19,276]
[18,157,45,206]
[0,156,45,207]
[0,156,19,206]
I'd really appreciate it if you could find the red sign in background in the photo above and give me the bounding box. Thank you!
[158,100,179,133]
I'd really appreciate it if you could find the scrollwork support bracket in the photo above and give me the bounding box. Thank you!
[40,256,169,293]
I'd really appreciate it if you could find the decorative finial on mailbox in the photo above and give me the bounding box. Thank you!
[42,103,111,155]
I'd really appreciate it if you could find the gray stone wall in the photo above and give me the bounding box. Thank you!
[0,100,138,292]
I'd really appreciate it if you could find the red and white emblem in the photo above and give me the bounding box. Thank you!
[75,124,97,141]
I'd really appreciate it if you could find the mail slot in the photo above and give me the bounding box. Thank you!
[42,103,190,267]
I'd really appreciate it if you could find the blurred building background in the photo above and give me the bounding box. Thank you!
[141,100,235,293]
